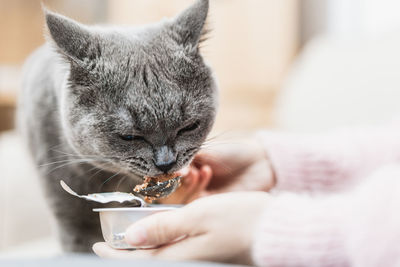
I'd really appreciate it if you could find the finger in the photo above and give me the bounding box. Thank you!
[125,208,198,247]
[120,235,211,262]
[185,165,213,203]
[198,165,212,191]
[183,167,200,194]
[180,167,201,203]
[173,167,200,204]
[93,236,210,261]
[92,242,138,259]
[149,235,210,261]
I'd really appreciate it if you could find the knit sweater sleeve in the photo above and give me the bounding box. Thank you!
[257,123,400,192]
[252,165,400,267]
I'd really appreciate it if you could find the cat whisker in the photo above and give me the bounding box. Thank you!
[39,159,91,167]
[45,154,106,162]
[46,142,117,160]
[44,160,95,175]
[43,158,112,175]
[86,161,115,186]
[204,130,231,143]
[99,170,123,191]
[33,143,69,163]
[116,175,128,191]
[48,148,110,160]
[39,157,111,167]
[200,139,246,151]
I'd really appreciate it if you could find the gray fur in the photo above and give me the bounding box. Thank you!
[18,0,217,252]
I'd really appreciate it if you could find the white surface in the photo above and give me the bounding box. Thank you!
[0,237,60,259]
[0,131,59,257]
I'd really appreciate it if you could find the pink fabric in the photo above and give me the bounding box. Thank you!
[252,126,400,267]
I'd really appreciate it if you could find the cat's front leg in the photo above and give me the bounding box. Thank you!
[52,195,103,253]
[42,167,105,253]
[57,215,102,253]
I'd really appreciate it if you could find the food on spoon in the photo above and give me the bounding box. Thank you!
[134,173,180,192]
[133,172,181,200]
[133,177,151,193]
[149,172,180,182]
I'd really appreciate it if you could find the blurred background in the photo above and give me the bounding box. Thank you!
[2,0,400,259]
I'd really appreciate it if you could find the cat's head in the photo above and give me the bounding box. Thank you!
[45,0,217,182]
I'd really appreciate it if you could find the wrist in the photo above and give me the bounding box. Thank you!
[253,134,277,190]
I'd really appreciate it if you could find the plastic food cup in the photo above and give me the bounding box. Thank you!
[93,205,181,249]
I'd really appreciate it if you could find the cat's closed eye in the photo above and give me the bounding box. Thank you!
[178,121,200,136]
[118,134,145,142]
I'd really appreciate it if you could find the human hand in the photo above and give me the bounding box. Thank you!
[93,192,270,265]
[194,137,276,196]
[159,136,275,204]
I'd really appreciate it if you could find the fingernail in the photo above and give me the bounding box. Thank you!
[126,225,147,245]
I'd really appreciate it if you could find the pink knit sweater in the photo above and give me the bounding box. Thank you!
[252,125,400,267]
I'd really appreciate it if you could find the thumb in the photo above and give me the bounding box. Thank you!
[125,209,193,247]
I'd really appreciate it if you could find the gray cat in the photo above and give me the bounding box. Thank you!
[18,0,217,252]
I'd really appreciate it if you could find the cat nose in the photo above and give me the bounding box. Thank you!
[154,146,176,173]
[155,160,175,173]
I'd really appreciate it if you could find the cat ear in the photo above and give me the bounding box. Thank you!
[170,0,209,52]
[44,9,98,64]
